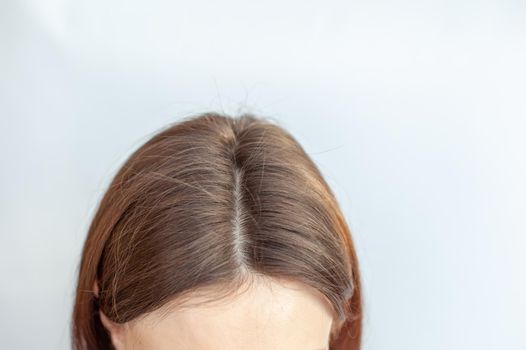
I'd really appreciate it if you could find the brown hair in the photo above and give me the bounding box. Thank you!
[71,112,363,349]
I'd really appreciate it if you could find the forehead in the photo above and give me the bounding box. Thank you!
[127,277,334,350]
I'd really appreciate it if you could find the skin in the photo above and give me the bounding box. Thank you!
[96,276,337,350]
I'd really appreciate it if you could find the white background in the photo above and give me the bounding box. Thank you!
[1,0,525,349]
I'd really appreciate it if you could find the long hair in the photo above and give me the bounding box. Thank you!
[71,112,363,349]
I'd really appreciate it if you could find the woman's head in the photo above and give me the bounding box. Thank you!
[72,112,362,349]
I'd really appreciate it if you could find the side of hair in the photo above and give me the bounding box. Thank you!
[71,112,362,350]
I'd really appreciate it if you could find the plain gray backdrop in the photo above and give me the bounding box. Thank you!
[1,0,525,349]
